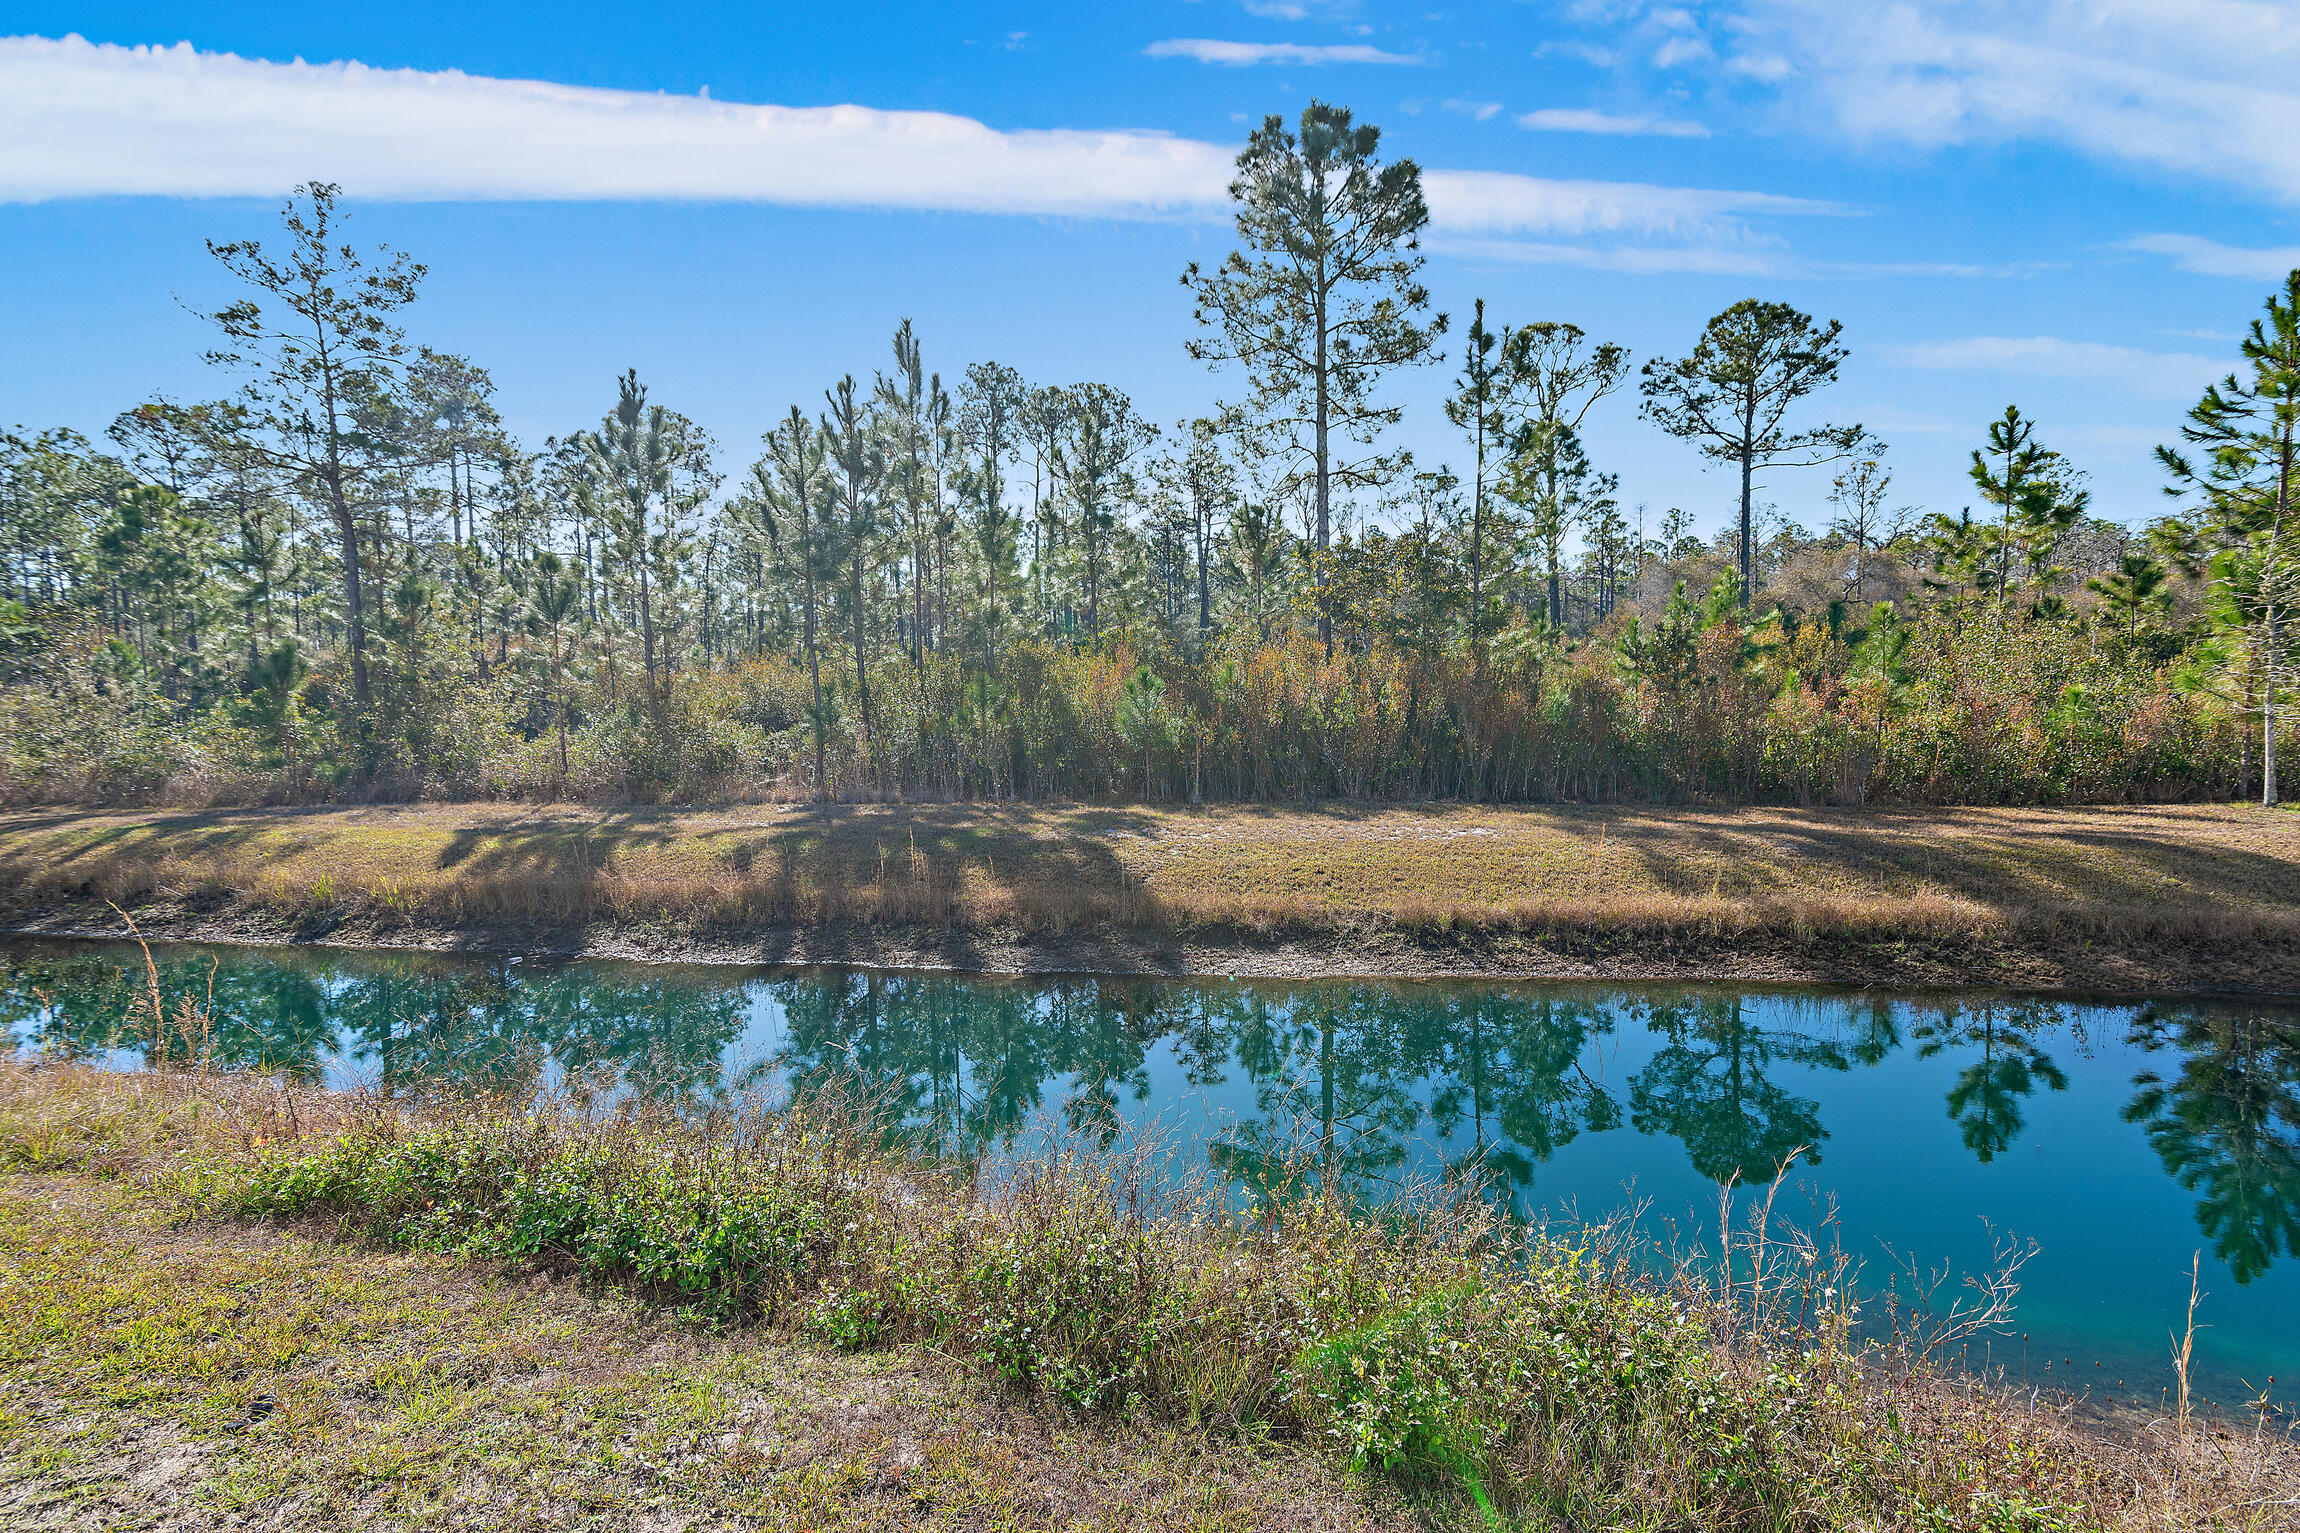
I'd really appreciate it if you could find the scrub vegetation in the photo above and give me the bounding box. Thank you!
[2,106,2294,814]
[2,1061,2293,1531]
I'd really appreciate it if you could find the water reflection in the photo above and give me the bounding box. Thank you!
[0,946,757,1106]
[1913,1003,2071,1163]
[6,939,2299,1298]
[1412,994,1621,1195]
[2125,1007,2300,1283]
[1629,996,1847,1184]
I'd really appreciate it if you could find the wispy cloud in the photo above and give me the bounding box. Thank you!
[1428,235,1787,276]
[1651,35,1713,69]
[1535,40,1623,69]
[1143,39,1420,67]
[2125,233,2300,280]
[1621,1,2300,203]
[1443,99,1504,121]
[0,33,1823,273]
[1419,170,1823,241]
[1889,335,2224,397]
[1518,107,1710,138]
[1422,172,1831,275]
[1239,0,1364,19]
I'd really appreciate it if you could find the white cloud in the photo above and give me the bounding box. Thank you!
[1420,169,1820,241]
[1240,0,1363,18]
[1518,107,1710,137]
[1696,1,2300,203]
[2125,233,2300,280]
[1144,38,1420,66]
[1428,235,1786,275]
[1535,40,1624,69]
[1651,36,1714,68]
[1889,335,2224,397]
[0,35,1232,214]
[1443,98,1505,121]
[0,31,1822,275]
[1432,158,1838,276]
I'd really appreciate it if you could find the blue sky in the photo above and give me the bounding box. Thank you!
[7,2,2300,542]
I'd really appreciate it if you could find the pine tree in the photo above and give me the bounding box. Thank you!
[1051,385,1155,643]
[821,375,885,750]
[2159,270,2300,806]
[1641,301,1862,608]
[1444,300,1512,641]
[1504,322,1629,629]
[577,372,714,705]
[527,550,581,784]
[202,183,424,723]
[1185,102,1444,648]
[957,362,1025,672]
[749,408,838,799]
[1826,448,1910,602]
[1969,406,2085,609]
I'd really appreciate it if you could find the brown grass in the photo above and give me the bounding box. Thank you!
[4,1062,2296,1532]
[1,801,2297,987]
[0,1078,1409,1532]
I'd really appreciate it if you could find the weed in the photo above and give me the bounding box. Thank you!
[7,1061,2298,1530]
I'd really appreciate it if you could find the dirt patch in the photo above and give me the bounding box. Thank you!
[6,898,2296,999]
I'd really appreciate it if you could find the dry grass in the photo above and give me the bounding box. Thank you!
[6,1063,2297,1532]
[1,801,2297,985]
[0,1066,1415,1533]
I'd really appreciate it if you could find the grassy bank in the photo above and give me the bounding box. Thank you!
[4,1063,2294,1531]
[0,1070,1396,1532]
[2,802,2298,989]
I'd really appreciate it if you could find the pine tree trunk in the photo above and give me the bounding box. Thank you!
[2267,610,2282,807]
[1738,448,1754,608]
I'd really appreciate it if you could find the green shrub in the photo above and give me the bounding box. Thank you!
[216,1099,2107,1531]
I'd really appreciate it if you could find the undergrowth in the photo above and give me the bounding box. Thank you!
[4,1061,2291,1531]
[216,1088,2092,1530]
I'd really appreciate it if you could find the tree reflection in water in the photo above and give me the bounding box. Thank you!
[1211,987,1419,1203]
[0,944,753,1108]
[1408,991,1621,1199]
[1911,1002,2070,1163]
[10,942,2300,1289]
[3,945,339,1081]
[773,972,1164,1152]
[2124,1006,2300,1283]
[1628,996,1852,1185]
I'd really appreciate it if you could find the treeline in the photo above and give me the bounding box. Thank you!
[1,104,2293,807]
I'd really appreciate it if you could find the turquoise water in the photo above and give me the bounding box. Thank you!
[6,937,2296,1407]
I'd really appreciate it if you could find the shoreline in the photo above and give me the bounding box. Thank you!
[5,1063,2291,1532]
[4,800,2297,997]
[8,896,2297,1000]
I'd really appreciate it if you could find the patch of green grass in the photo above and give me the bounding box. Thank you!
[0,1170,1401,1532]
[190,1081,2177,1533]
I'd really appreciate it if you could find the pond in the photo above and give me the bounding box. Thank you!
[6,936,2296,1408]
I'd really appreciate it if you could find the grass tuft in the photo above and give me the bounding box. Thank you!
[8,1062,2291,1529]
